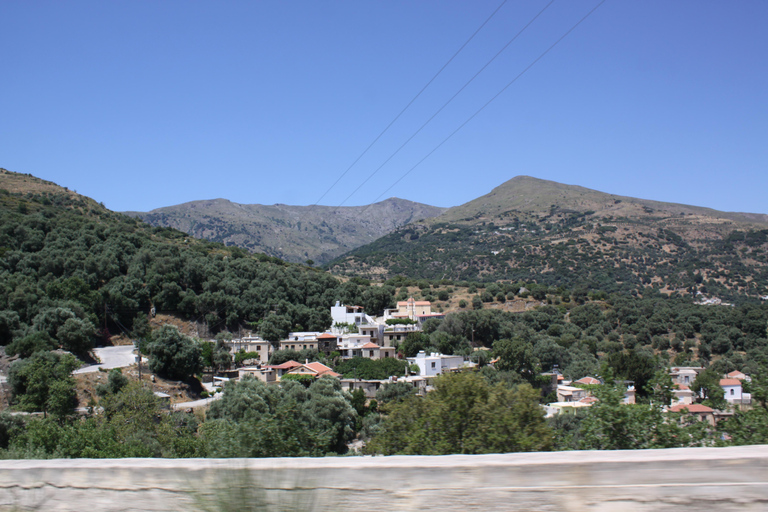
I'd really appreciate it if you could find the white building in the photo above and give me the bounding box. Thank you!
[331,302,376,329]
[720,378,750,404]
[407,351,468,377]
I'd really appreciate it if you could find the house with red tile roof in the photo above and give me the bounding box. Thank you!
[265,360,302,378]
[669,403,717,425]
[720,378,749,404]
[287,361,341,379]
[672,383,695,405]
[726,370,750,382]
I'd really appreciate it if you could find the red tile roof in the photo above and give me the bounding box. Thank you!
[361,342,380,349]
[268,360,302,370]
[670,404,713,413]
[304,362,341,377]
[575,376,601,385]
[317,333,337,339]
[727,371,746,379]
[720,379,742,386]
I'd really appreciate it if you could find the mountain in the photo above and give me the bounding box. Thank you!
[125,198,446,265]
[328,176,768,301]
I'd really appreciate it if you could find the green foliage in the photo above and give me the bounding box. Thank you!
[235,350,260,365]
[8,351,79,418]
[5,383,201,458]
[0,309,22,346]
[146,325,203,381]
[385,318,416,325]
[366,372,552,455]
[95,368,129,397]
[5,331,56,358]
[335,357,409,380]
[268,348,322,366]
[493,337,539,383]
[280,373,315,386]
[0,413,24,450]
[0,180,367,359]
[578,379,712,450]
[375,381,416,404]
[692,368,727,409]
[56,316,96,357]
[204,376,357,456]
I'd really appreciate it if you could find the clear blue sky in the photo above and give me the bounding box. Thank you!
[2,1,766,214]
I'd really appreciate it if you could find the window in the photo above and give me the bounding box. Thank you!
[431,362,436,369]
[731,389,735,395]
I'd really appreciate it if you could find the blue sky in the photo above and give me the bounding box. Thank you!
[2,1,766,214]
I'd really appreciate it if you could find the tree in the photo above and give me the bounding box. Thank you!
[376,381,416,404]
[5,331,56,358]
[212,339,233,372]
[492,337,539,383]
[0,310,21,346]
[56,316,96,357]
[8,351,79,419]
[579,375,712,450]
[367,372,552,455]
[259,314,291,342]
[96,368,129,397]
[692,368,727,409]
[204,375,357,457]
[145,325,202,380]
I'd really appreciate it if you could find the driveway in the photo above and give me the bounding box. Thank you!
[74,345,137,374]
[171,393,222,410]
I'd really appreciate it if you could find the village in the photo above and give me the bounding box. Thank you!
[200,297,754,428]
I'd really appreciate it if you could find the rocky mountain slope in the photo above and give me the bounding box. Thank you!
[125,198,445,265]
[329,176,768,301]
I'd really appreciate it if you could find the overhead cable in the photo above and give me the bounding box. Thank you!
[310,0,509,207]
[363,0,607,211]
[338,0,556,208]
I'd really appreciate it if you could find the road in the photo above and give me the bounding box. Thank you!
[74,345,138,374]
[171,393,222,410]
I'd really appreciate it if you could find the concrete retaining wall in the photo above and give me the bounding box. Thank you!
[2,446,768,511]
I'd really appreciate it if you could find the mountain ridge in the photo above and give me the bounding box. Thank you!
[125,196,446,264]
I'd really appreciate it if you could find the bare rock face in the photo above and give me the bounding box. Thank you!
[125,197,446,265]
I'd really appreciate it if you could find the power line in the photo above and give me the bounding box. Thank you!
[363,0,607,211]
[310,0,509,207]
[337,0,556,208]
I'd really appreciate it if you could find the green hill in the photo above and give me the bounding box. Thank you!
[328,176,768,301]
[0,168,385,353]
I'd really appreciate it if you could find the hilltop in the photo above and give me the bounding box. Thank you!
[329,176,768,301]
[125,197,446,265]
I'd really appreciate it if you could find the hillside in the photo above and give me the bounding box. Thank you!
[125,197,446,265]
[329,176,768,301]
[0,168,386,351]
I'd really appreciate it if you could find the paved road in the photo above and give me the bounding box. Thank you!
[74,346,137,374]
[171,393,222,410]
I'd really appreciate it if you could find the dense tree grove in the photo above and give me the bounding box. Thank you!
[365,372,551,455]
[0,183,395,353]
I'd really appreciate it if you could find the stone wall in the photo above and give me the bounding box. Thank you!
[2,446,768,511]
